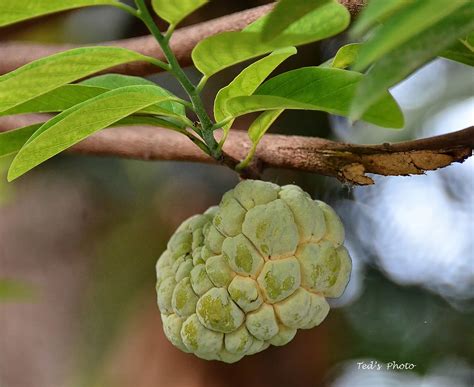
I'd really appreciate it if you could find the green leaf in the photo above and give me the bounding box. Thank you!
[192,1,349,78]
[0,0,120,27]
[8,86,177,181]
[0,124,42,158]
[151,0,208,26]
[351,0,412,37]
[224,67,404,128]
[0,47,151,113]
[0,85,105,116]
[0,279,36,302]
[81,74,186,116]
[350,4,474,120]
[322,43,362,69]
[441,33,474,67]
[260,0,330,41]
[353,0,468,71]
[248,109,283,144]
[1,75,187,121]
[213,47,296,135]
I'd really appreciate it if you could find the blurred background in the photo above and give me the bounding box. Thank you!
[0,1,473,387]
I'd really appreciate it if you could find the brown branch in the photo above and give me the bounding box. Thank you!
[0,116,471,185]
[0,1,366,76]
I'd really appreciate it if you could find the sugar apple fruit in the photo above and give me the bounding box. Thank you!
[155,180,351,363]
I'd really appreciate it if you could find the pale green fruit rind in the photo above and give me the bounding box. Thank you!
[257,257,301,303]
[205,255,234,287]
[245,303,279,341]
[324,245,352,298]
[296,241,341,293]
[162,313,190,353]
[268,324,297,346]
[190,264,214,296]
[156,179,351,362]
[228,276,263,312]
[299,293,330,329]
[181,314,223,354]
[175,259,193,282]
[222,234,265,276]
[242,199,299,258]
[224,325,253,354]
[233,179,279,210]
[204,224,225,254]
[196,288,245,333]
[279,185,326,242]
[157,276,176,314]
[316,200,345,246]
[274,288,311,328]
[213,191,246,237]
[172,277,199,318]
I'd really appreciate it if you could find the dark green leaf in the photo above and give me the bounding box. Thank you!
[151,0,208,26]
[353,0,467,71]
[350,4,474,120]
[0,47,151,113]
[192,1,349,77]
[0,0,120,27]
[8,86,178,181]
[224,67,404,128]
[260,0,330,41]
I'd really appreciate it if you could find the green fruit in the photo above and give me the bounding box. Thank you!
[156,180,351,363]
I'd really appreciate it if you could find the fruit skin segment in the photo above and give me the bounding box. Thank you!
[156,180,352,363]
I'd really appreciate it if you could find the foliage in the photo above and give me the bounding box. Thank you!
[0,0,472,181]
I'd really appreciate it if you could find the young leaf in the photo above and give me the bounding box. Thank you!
[81,74,185,116]
[248,109,283,144]
[0,0,120,27]
[213,47,296,135]
[260,0,330,41]
[8,86,178,181]
[192,1,349,78]
[350,4,474,121]
[0,47,151,113]
[0,124,42,158]
[151,0,208,26]
[1,75,188,121]
[321,43,361,69]
[0,85,105,116]
[353,0,467,71]
[224,67,404,128]
[350,0,412,38]
[441,33,474,67]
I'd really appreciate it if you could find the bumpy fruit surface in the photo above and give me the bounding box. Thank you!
[156,180,351,363]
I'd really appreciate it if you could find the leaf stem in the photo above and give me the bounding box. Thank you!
[236,143,257,171]
[134,0,221,160]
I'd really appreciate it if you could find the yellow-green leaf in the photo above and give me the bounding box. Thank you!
[151,0,208,26]
[260,0,330,40]
[0,0,120,27]
[248,109,283,144]
[225,67,404,129]
[192,1,349,78]
[8,86,177,181]
[0,47,150,113]
[213,47,296,136]
[0,124,42,158]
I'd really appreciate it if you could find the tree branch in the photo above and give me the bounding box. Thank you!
[0,116,471,185]
[0,1,366,76]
